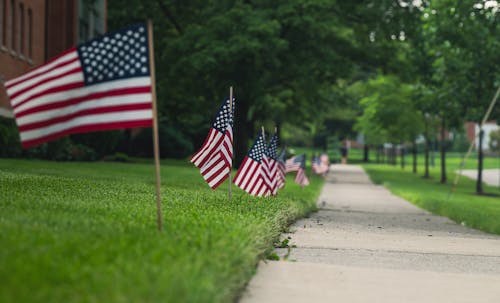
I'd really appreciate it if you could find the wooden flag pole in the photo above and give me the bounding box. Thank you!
[261,126,266,141]
[147,20,163,231]
[228,86,234,200]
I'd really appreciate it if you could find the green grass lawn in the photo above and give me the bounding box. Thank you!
[0,159,323,303]
[362,163,500,235]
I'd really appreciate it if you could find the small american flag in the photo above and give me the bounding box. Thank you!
[276,149,286,189]
[295,155,310,187]
[191,98,235,189]
[5,23,153,148]
[312,154,328,175]
[285,154,304,172]
[233,132,268,197]
[262,133,278,196]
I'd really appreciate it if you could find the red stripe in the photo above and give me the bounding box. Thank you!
[19,103,152,132]
[247,174,261,194]
[13,82,85,111]
[234,158,252,186]
[10,66,82,101]
[200,153,223,175]
[196,133,225,168]
[15,86,151,118]
[6,48,77,89]
[21,119,152,148]
[242,162,260,190]
[210,174,228,189]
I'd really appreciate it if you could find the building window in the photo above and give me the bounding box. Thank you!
[27,8,32,59]
[78,0,105,43]
[19,3,23,56]
[10,0,15,52]
[0,0,5,47]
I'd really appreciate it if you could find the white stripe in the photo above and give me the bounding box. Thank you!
[10,72,84,107]
[6,52,78,87]
[234,159,252,185]
[192,131,223,167]
[238,160,258,188]
[14,77,152,114]
[20,110,152,141]
[17,93,152,126]
[201,154,224,179]
[250,178,263,196]
[7,61,82,96]
[243,165,261,192]
[208,167,228,188]
[192,128,217,163]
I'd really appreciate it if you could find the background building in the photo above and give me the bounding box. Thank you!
[0,0,106,117]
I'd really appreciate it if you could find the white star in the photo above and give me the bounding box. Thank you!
[88,77,93,82]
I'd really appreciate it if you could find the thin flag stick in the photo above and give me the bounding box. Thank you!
[228,86,233,200]
[148,20,163,231]
[261,126,266,141]
[448,86,500,198]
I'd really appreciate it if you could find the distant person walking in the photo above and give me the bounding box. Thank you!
[340,142,348,164]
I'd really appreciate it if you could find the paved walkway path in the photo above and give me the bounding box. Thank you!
[461,169,500,188]
[241,165,500,303]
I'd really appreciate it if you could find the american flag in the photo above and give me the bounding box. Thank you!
[312,154,328,175]
[276,149,286,189]
[191,98,235,189]
[5,23,153,148]
[295,155,310,187]
[233,132,268,197]
[285,154,304,172]
[262,133,278,196]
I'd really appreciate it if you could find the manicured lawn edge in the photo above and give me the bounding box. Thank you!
[362,164,500,235]
[0,159,323,303]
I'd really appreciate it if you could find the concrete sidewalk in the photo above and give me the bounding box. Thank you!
[461,169,500,188]
[240,165,500,303]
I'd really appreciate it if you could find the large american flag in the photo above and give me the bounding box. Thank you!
[5,23,153,148]
[262,133,278,196]
[191,98,235,189]
[276,149,286,189]
[233,132,268,197]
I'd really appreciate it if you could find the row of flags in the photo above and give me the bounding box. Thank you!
[190,97,331,197]
[1,21,328,201]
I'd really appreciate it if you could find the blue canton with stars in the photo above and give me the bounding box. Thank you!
[266,134,278,160]
[77,23,150,86]
[248,133,266,162]
[212,98,236,133]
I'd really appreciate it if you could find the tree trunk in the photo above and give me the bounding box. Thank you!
[363,144,369,162]
[424,123,430,178]
[234,100,252,168]
[401,144,405,169]
[440,117,447,184]
[376,146,380,163]
[412,139,417,174]
[392,144,397,165]
[476,128,484,194]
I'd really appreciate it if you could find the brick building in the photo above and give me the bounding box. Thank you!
[0,0,106,117]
